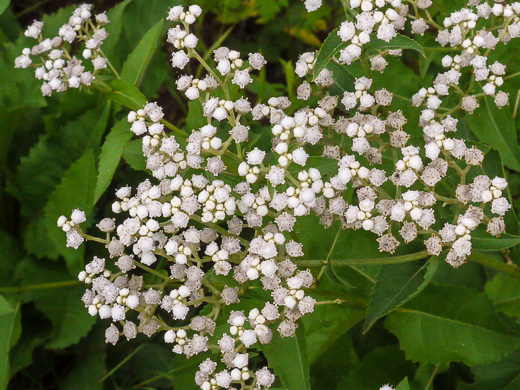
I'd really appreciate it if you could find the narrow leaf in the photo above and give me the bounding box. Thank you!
[94,119,133,202]
[121,19,164,86]
[43,150,97,275]
[472,232,520,251]
[110,79,147,110]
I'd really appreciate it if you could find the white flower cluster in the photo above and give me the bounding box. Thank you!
[14,4,112,95]
[14,1,517,388]
[337,0,407,64]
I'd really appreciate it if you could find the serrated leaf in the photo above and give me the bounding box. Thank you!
[314,27,344,79]
[472,232,520,251]
[314,29,425,79]
[121,19,164,86]
[363,257,438,333]
[261,326,310,390]
[94,119,134,202]
[122,139,146,171]
[13,105,109,216]
[0,295,21,390]
[466,97,520,172]
[385,284,520,366]
[110,79,147,110]
[43,150,97,275]
[459,349,520,390]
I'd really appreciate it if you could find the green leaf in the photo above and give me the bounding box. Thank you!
[363,257,438,333]
[43,150,97,275]
[385,284,520,366]
[396,377,410,390]
[0,0,10,16]
[459,349,520,390]
[261,326,310,390]
[94,119,134,202]
[314,29,425,79]
[17,259,95,350]
[12,105,109,217]
[303,304,365,364]
[110,79,147,110]
[122,139,146,171]
[472,232,520,251]
[0,295,21,390]
[121,20,164,86]
[186,100,206,130]
[313,27,344,79]
[103,0,134,59]
[466,97,520,172]
[60,324,106,390]
[364,35,426,57]
[485,273,520,320]
[336,345,416,389]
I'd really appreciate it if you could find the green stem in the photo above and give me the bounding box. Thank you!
[101,344,145,382]
[0,280,79,293]
[297,250,431,267]
[133,261,169,280]
[470,252,520,281]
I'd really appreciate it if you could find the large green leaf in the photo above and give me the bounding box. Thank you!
[303,304,365,364]
[485,273,520,320]
[0,295,21,390]
[385,285,520,366]
[121,20,164,86]
[261,325,310,390]
[94,119,134,202]
[466,97,520,172]
[43,150,98,275]
[60,324,106,390]
[363,257,438,333]
[17,259,95,350]
[459,349,520,390]
[12,105,109,216]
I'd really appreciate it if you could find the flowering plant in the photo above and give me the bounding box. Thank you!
[4,0,520,389]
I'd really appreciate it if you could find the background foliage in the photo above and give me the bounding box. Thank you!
[2,0,520,389]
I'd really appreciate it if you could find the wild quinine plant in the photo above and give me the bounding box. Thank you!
[13,0,520,389]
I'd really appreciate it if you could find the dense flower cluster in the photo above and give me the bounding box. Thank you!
[14,4,112,95]
[17,1,518,388]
